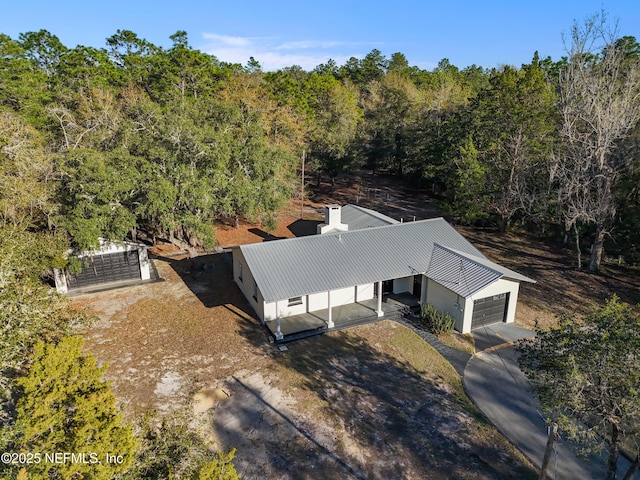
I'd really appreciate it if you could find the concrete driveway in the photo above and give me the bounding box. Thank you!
[464,323,638,480]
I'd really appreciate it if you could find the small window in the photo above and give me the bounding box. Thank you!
[238,263,243,282]
[252,281,258,301]
[288,296,303,307]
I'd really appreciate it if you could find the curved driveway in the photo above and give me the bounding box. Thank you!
[464,323,637,480]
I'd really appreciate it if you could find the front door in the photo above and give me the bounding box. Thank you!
[413,275,422,296]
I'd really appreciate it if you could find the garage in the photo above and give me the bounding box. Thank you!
[54,239,152,294]
[66,250,141,290]
[471,293,509,329]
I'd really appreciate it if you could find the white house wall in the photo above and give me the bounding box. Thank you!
[425,278,466,332]
[305,286,348,312]
[232,249,265,322]
[356,284,374,302]
[392,276,413,294]
[261,284,375,321]
[425,277,521,334]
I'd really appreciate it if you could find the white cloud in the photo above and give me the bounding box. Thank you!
[200,32,363,71]
[201,33,254,47]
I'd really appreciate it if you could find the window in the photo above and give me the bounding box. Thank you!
[252,281,258,301]
[288,296,303,307]
[238,263,243,282]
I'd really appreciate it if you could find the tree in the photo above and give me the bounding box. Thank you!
[57,148,143,250]
[303,72,362,189]
[124,411,239,480]
[18,29,67,77]
[0,108,58,229]
[2,337,136,480]
[446,136,489,223]
[0,226,85,428]
[469,54,557,230]
[517,296,640,480]
[552,14,640,270]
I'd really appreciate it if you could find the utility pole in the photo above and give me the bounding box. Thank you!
[300,149,305,219]
[540,422,558,480]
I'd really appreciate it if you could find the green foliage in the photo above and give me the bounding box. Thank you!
[192,449,240,480]
[0,25,638,265]
[0,224,89,416]
[0,108,57,229]
[1,337,135,480]
[303,72,362,183]
[517,296,640,478]
[125,411,239,480]
[466,54,557,230]
[446,136,489,223]
[419,303,455,334]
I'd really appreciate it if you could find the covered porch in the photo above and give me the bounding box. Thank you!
[265,292,420,343]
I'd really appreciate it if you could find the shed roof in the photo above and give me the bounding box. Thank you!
[340,204,399,230]
[240,217,534,303]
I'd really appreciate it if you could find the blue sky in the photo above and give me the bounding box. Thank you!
[3,1,639,71]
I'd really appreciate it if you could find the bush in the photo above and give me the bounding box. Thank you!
[125,411,239,480]
[419,303,455,334]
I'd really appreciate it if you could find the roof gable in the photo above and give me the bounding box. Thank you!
[427,244,535,297]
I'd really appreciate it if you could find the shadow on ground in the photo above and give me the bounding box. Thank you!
[163,251,271,348]
[213,330,537,479]
[248,228,286,241]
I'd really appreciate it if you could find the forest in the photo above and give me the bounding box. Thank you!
[1,17,639,274]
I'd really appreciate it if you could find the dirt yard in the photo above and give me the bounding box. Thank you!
[77,254,535,479]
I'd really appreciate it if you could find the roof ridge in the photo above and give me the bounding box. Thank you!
[432,243,535,284]
[241,217,449,250]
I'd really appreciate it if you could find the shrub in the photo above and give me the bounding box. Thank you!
[419,303,455,334]
[125,410,239,480]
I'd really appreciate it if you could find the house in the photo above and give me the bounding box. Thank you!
[54,238,152,294]
[233,205,534,339]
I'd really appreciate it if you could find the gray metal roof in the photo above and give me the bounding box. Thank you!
[340,204,399,230]
[426,244,501,297]
[437,245,535,284]
[239,217,529,303]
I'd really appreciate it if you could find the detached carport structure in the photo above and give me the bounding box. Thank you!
[233,213,534,341]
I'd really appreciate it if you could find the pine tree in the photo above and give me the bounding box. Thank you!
[7,337,136,480]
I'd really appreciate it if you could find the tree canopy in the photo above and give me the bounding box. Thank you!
[0,18,638,267]
[518,296,640,480]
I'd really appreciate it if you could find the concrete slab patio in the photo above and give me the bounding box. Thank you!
[265,293,419,341]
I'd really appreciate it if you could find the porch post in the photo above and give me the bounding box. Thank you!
[376,280,384,317]
[275,300,283,341]
[327,290,334,328]
[420,275,427,304]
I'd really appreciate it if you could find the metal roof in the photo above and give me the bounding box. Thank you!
[426,244,506,297]
[239,217,533,303]
[340,204,399,230]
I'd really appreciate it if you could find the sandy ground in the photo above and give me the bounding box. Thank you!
[73,171,638,478]
[76,255,535,479]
